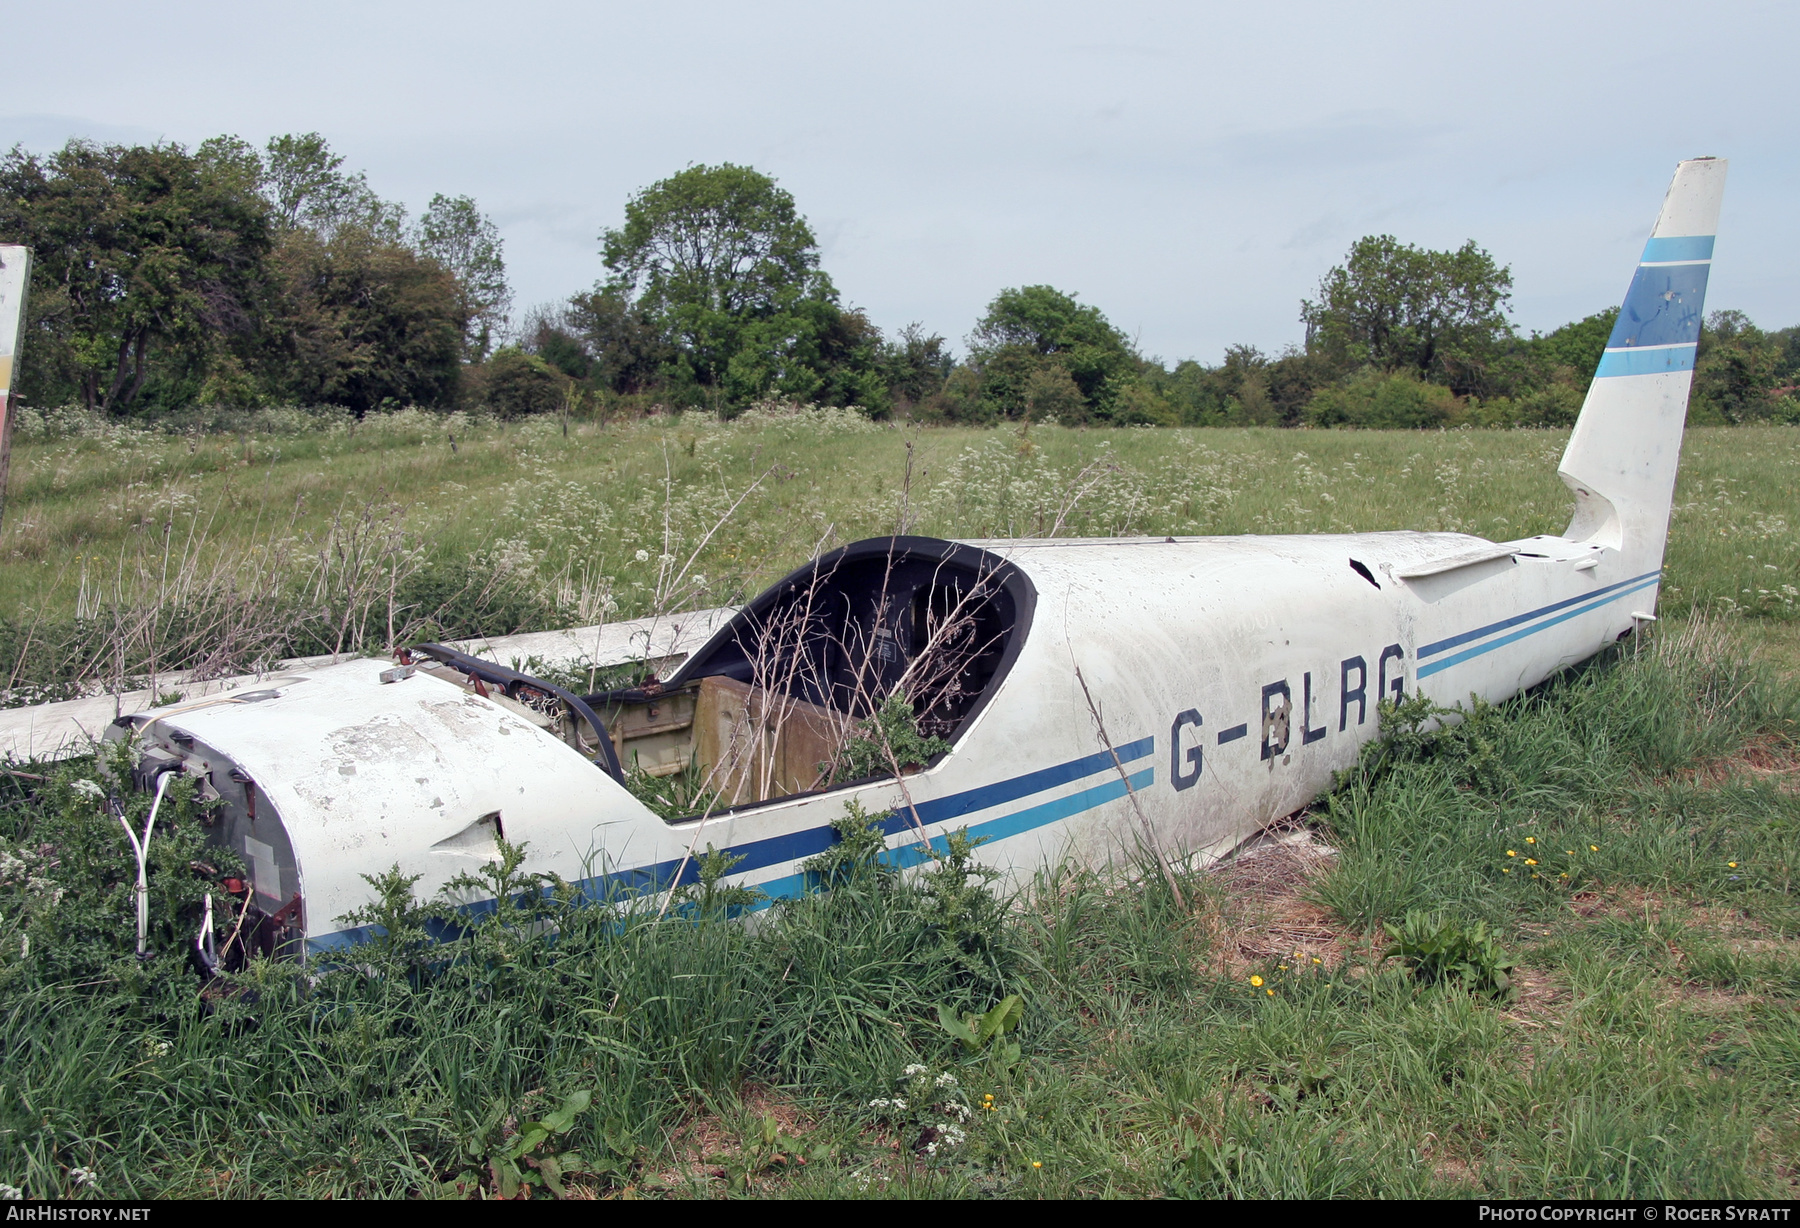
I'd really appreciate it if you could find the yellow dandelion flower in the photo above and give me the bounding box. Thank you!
[1266,988,1275,996]
[1278,965,1289,971]
[1312,957,1322,964]
[1250,975,1264,987]
[1526,837,1536,845]
[1525,858,1537,866]
[1032,1161,1042,1169]
[1502,867,1511,874]
[1728,862,1738,869]
[1566,850,1575,856]
[1590,845,1599,852]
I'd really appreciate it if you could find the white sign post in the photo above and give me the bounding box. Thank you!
[0,245,33,531]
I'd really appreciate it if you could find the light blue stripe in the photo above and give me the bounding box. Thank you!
[1641,235,1714,263]
[1419,569,1662,659]
[890,767,1156,867]
[748,767,1157,906]
[308,758,1162,947]
[1416,576,1660,679]
[1595,345,1696,378]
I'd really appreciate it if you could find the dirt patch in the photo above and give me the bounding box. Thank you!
[1560,887,1794,1009]
[1684,733,1800,793]
[1198,825,1367,976]
[1504,966,1571,1029]
[1668,984,1759,1014]
[1431,1153,1483,1190]
[648,1084,817,1192]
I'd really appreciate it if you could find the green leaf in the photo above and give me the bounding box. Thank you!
[537,1153,565,1198]
[988,993,1023,1036]
[540,1089,592,1135]
[937,1001,979,1049]
[507,1125,550,1160]
[492,1156,521,1200]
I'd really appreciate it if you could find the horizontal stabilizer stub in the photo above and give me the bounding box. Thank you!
[1395,543,1517,579]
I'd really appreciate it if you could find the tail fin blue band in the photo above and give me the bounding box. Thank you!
[1640,235,1714,263]
[1595,345,1697,378]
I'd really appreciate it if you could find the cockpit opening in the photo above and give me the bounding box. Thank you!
[586,538,1037,816]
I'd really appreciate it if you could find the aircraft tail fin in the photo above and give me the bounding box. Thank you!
[1558,157,1728,574]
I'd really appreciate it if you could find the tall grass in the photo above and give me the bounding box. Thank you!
[3,409,1794,680]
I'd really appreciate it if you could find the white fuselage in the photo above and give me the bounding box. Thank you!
[128,525,1650,957]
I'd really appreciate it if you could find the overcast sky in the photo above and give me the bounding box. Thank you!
[4,0,1794,364]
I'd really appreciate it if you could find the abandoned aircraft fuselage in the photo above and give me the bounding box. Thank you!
[112,158,1728,959]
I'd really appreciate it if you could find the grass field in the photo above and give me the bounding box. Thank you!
[0,412,1796,1199]
[4,408,1796,633]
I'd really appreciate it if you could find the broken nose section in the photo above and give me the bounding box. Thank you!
[107,655,654,964]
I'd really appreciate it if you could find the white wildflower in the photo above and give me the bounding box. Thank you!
[0,1183,20,1200]
[634,549,650,563]
[70,779,104,799]
[934,1071,959,1088]
[69,1168,96,1188]
[902,1063,928,1077]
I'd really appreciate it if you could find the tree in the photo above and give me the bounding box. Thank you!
[268,227,465,414]
[1301,236,1513,393]
[517,303,592,381]
[963,285,1137,420]
[566,287,669,394]
[264,132,404,241]
[879,323,954,410]
[1691,310,1782,423]
[598,163,852,404]
[415,194,511,360]
[1525,307,1616,379]
[0,139,274,414]
[1304,368,1458,428]
[482,346,567,418]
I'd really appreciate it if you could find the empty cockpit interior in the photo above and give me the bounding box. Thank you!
[583,538,1032,816]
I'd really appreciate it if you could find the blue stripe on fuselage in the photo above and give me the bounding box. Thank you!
[305,734,1157,953]
[899,737,1154,832]
[748,767,1157,906]
[1416,574,1661,679]
[1418,569,1662,660]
